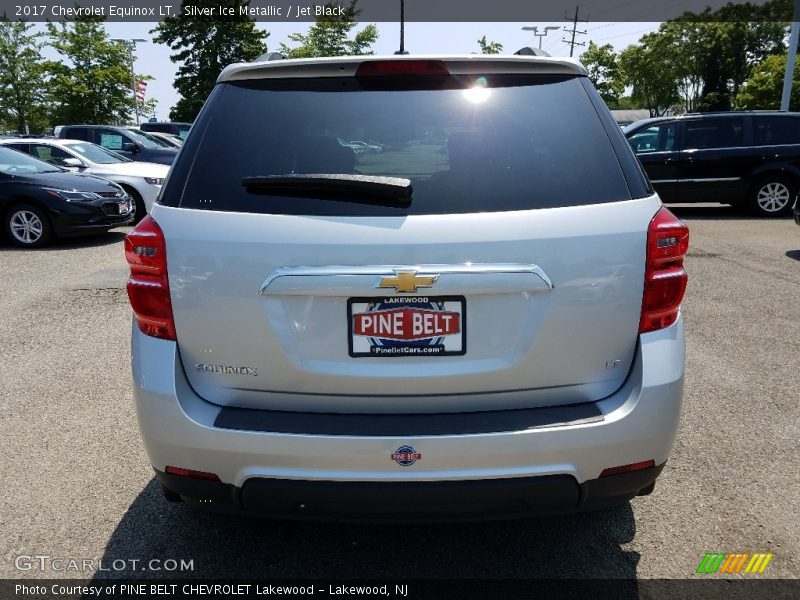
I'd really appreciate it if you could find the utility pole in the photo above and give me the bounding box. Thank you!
[521,25,560,50]
[781,0,800,110]
[112,38,146,124]
[395,0,409,55]
[562,5,587,58]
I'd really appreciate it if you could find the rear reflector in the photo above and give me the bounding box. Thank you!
[639,207,689,334]
[356,60,449,77]
[124,215,176,341]
[165,466,221,481]
[600,460,655,477]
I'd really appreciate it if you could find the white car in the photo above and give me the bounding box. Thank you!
[0,138,168,221]
[127,55,688,520]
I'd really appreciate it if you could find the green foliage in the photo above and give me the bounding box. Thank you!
[618,33,681,116]
[477,36,503,55]
[0,19,48,133]
[736,52,800,110]
[279,1,378,58]
[152,0,269,122]
[594,0,788,114]
[580,41,623,106]
[45,16,138,125]
[661,1,787,111]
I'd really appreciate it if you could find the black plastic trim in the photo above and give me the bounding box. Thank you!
[213,402,603,436]
[155,463,665,522]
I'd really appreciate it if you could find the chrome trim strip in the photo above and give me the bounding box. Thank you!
[651,177,740,184]
[680,177,741,183]
[259,263,554,295]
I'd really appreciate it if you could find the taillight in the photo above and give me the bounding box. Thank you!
[124,215,176,340]
[639,207,689,334]
[356,59,449,77]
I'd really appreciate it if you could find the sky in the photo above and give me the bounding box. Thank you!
[44,21,661,120]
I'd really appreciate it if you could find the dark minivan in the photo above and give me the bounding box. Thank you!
[624,111,800,216]
[56,125,178,166]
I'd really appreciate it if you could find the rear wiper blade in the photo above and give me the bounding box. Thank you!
[242,174,412,203]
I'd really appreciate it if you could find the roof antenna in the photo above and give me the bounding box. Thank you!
[394,0,409,55]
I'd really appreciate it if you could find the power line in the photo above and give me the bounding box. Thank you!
[594,26,658,42]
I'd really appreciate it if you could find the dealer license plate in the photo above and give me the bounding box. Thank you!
[348,296,466,358]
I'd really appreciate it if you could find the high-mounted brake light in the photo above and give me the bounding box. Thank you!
[639,207,689,334]
[356,60,450,77]
[124,215,176,340]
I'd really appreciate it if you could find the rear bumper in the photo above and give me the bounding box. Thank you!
[155,463,664,521]
[133,316,685,520]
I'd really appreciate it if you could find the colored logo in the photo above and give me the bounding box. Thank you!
[696,553,774,574]
[376,269,439,293]
[391,445,421,466]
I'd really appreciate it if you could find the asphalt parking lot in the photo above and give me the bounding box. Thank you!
[1,204,798,581]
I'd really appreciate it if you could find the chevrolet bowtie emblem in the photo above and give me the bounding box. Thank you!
[376,270,439,293]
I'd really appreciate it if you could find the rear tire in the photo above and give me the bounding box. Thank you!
[122,186,146,224]
[637,481,656,496]
[4,204,53,248]
[162,484,183,503]
[748,176,796,217]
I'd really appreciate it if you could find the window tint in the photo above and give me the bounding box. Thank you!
[62,127,90,141]
[754,116,800,146]
[172,75,633,216]
[684,118,744,150]
[68,142,129,164]
[628,123,676,153]
[30,144,73,166]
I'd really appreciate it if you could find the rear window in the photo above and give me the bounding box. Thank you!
[754,115,800,146]
[170,74,633,216]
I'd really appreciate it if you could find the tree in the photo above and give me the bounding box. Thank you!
[279,1,378,58]
[580,41,623,106]
[0,19,48,133]
[477,36,502,55]
[45,16,138,125]
[618,33,680,116]
[152,0,269,122]
[669,2,787,111]
[735,52,800,110]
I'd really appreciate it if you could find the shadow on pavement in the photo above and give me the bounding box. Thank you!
[666,203,743,220]
[0,230,128,251]
[93,478,641,582]
[786,250,800,262]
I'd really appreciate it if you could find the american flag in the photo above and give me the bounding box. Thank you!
[135,80,147,101]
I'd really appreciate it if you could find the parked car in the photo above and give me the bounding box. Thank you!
[140,121,191,140]
[126,55,688,520]
[55,125,178,166]
[144,131,183,148]
[0,138,168,222]
[624,111,800,217]
[0,146,133,247]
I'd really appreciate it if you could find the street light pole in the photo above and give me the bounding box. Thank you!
[521,25,560,50]
[112,38,146,124]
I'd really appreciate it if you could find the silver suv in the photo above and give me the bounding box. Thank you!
[126,55,689,520]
